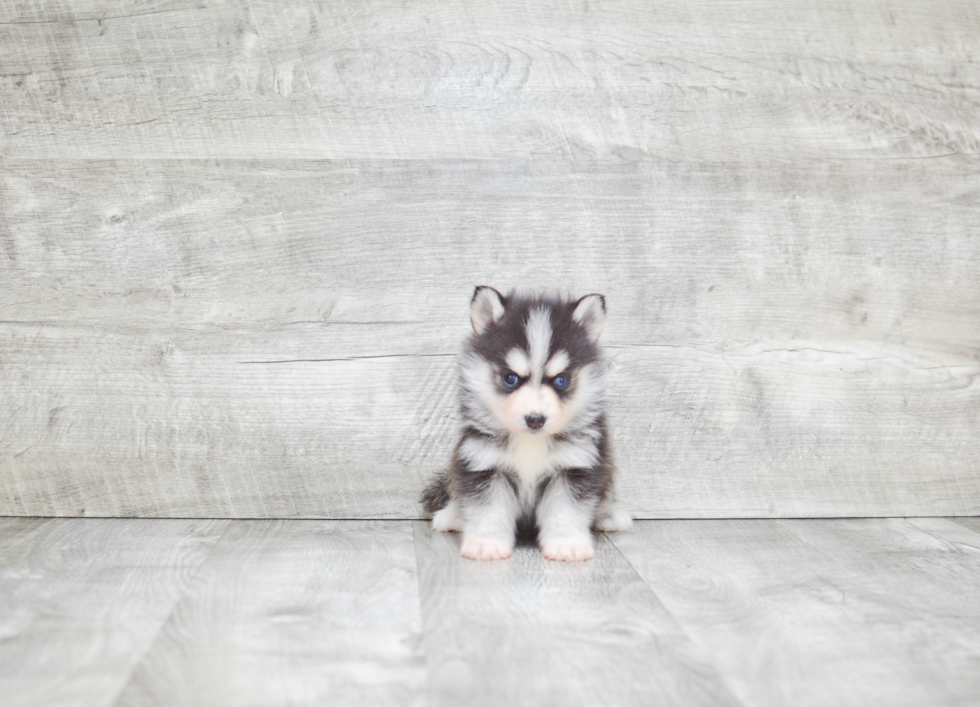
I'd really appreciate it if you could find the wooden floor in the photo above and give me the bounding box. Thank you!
[1,518,978,706]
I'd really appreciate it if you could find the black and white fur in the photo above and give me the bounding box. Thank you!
[421,286,632,562]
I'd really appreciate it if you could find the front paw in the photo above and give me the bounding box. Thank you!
[596,508,633,532]
[460,535,513,561]
[431,502,462,532]
[541,536,595,562]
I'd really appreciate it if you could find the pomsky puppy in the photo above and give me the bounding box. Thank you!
[421,286,632,561]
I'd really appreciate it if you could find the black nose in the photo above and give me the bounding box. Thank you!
[525,414,546,430]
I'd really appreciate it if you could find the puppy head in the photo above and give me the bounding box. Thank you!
[461,287,606,437]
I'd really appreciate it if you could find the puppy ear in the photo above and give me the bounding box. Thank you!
[470,286,506,334]
[572,293,606,341]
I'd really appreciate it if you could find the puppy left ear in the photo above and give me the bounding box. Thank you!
[572,294,606,341]
[470,286,507,334]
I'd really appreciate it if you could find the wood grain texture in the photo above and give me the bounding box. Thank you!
[3,517,979,704]
[3,0,979,519]
[610,519,980,707]
[412,520,742,707]
[1,158,978,517]
[112,520,425,707]
[1,1,978,160]
[4,159,979,343]
[0,517,227,707]
[782,517,980,662]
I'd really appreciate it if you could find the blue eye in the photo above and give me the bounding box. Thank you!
[554,374,569,389]
[502,372,520,388]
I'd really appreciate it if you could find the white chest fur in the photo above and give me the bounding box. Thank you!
[459,434,599,492]
[507,435,553,487]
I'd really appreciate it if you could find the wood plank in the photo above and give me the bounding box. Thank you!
[2,325,977,519]
[780,518,980,650]
[0,517,227,707]
[3,159,979,347]
[0,324,458,518]
[112,520,425,707]
[611,519,980,707]
[413,520,742,707]
[2,158,978,518]
[1,1,978,160]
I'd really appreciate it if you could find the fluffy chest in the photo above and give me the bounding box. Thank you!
[458,434,598,489]
[506,436,554,487]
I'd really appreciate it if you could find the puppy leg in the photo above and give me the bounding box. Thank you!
[536,474,597,562]
[595,508,633,532]
[595,497,633,532]
[431,499,463,532]
[459,474,519,561]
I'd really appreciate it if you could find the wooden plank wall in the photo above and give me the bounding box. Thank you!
[1,0,978,518]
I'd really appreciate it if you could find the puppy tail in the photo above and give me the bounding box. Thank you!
[420,470,452,516]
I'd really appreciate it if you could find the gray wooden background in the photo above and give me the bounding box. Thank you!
[1,0,978,519]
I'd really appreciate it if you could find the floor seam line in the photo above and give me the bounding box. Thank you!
[100,519,233,707]
[603,529,753,707]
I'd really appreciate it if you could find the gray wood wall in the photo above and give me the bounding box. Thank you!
[1,0,978,519]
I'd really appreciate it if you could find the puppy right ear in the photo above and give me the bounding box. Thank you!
[470,286,506,334]
[572,293,606,342]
